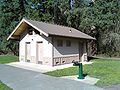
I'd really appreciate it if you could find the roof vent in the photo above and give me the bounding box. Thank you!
[69,29,72,33]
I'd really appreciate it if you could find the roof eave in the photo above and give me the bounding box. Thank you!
[23,18,49,37]
[7,18,49,40]
[49,34,96,40]
[7,19,24,40]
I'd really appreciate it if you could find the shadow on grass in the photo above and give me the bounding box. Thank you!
[83,73,88,77]
[88,56,99,61]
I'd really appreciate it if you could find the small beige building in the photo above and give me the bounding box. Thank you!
[7,18,95,66]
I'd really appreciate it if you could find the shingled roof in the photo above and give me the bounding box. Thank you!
[7,18,95,40]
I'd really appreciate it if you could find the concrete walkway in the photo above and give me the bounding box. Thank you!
[7,62,93,73]
[61,75,99,85]
[7,62,73,73]
[0,64,104,90]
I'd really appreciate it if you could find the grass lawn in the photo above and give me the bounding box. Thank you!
[0,55,18,64]
[0,55,18,90]
[0,81,12,90]
[45,59,120,87]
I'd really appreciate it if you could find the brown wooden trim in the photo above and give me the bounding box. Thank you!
[10,35,20,40]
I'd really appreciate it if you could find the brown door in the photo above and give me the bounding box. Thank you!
[37,42,43,64]
[79,42,84,62]
[26,42,31,62]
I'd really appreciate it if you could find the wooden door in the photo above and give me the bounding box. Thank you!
[26,42,31,62]
[37,42,43,64]
[79,42,84,62]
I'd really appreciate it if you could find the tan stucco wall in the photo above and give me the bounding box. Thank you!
[52,37,87,63]
[53,37,79,57]
[19,29,53,66]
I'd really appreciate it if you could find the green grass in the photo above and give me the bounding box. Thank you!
[0,55,18,90]
[0,55,18,64]
[46,66,79,77]
[0,81,12,90]
[45,59,120,87]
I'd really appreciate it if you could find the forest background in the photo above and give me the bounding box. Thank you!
[0,0,120,57]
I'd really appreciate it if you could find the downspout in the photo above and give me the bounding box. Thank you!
[52,37,54,67]
[78,42,80,62]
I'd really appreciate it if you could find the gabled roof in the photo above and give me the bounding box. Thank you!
[7,18,95,40]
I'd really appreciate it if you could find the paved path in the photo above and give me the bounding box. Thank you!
[104,84,120,90]
[0,64,104,90]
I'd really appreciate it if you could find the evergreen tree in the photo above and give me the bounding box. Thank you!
[79,0,120,56]
[0,0,27,55]
[0,0,120,56]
